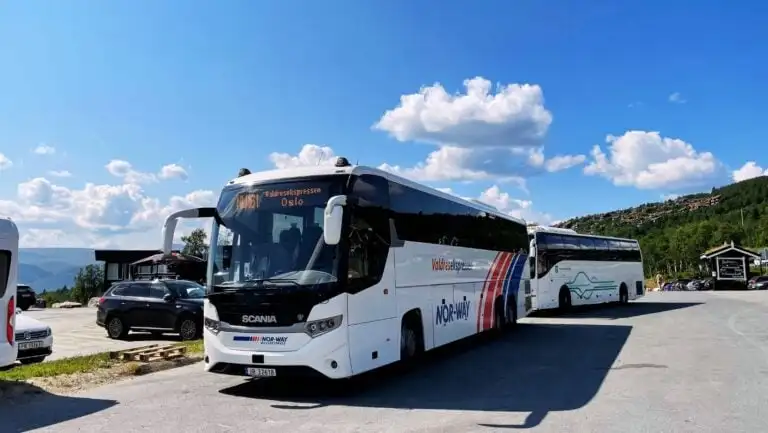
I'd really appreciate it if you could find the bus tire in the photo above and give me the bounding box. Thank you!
[504,295,518,329]
[619,284,629,304]
[400,311,424,361]
[558,287,572,313]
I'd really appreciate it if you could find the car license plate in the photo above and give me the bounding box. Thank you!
[245,367,276,377]
[18,341,43,350]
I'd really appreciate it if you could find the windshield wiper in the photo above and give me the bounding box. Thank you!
[241,278,301,287]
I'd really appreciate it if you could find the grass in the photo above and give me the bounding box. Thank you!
[0,339,204,382]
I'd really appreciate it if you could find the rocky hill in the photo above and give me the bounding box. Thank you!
[554,176,768,277]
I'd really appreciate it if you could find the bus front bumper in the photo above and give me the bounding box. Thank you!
[203,327,352,380]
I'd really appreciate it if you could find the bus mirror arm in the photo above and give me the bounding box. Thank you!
[161,207,218,255]
[323,195,347,246]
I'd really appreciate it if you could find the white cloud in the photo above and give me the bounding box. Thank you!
[105,159,189,184]
[48,170,72,177]
[0,172,215,247]
[432,185,553,225]
[668,92,686,104]
[583,130,722,190]
[159,163,189,180]
[732,161,767,182]
[477,185,554,225]
[0,153,12,170]
[269,144,337,169]
[542,153,587,172]
[33,144,56,155]
[373,76,584,182]
[266,146,553,224]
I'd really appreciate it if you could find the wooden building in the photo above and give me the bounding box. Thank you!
[699,241,761,290]
[94,249,167,288]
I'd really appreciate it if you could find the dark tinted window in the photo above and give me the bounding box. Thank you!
[388,182,527,252]
[108,283,126,296]
[166,281,205,298]
[579,237,596,249]
[0,251,9,297]
[17,285,33,294]
[149,282,169,298]
[532,232,642,276]
[123,283,150,297]
[350,174,390,209]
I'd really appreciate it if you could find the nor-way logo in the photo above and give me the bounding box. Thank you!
[431,258,474,272]
[233,335,288,345]
[436,299,471,325]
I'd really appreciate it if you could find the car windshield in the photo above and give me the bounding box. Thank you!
[167,281,205,298]
[210,177,345,288]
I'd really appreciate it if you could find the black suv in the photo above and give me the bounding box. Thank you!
[96,279,205,341]
[16,284,37,311]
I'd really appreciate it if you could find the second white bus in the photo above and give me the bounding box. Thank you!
[161,158,533,380]
[0,217,19,368]
[527,225,645,311]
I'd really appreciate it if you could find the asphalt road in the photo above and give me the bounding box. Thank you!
[22,307,186,361]
[5,291,768,433]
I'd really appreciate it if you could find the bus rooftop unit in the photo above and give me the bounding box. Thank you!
[161,157,532,380]
[527,225,645,311]
[0,217,19,368]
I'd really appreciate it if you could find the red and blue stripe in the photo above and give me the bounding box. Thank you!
[476,251,528,332]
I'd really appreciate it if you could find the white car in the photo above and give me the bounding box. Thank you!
[14,308,53,364]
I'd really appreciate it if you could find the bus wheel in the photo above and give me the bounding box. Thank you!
[504,297,517,329]
[400,314,423,361]
[558,287,572,313]
[619,284,629,304]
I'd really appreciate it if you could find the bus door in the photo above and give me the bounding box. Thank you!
[527,239,537,311]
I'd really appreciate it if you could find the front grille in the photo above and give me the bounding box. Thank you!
[15,329,48,341]
[218,309,301,327]
[210,291,316,328]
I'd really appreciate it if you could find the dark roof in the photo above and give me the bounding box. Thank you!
[94,249,164,263]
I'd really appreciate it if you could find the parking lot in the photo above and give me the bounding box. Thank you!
[23,307,184,361]
[5,290,768,432]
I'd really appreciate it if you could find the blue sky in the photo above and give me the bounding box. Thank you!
[1,1,767,248]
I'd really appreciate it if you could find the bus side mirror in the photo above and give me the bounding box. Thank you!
[323,195,347,246]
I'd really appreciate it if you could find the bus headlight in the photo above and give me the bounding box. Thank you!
[204,317,221,335]
[304,315,342,338]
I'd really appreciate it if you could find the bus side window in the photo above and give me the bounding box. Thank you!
[347,175,391,294]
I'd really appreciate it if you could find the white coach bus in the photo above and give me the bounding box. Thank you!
[0,217,19,368]
[161,157,532,380]
[527,225,645,311]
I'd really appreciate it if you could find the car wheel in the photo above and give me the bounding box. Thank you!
[20,356,46,364]
[107,316,129,340]
[178,318,199,341]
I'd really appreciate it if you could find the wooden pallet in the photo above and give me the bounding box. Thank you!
[109,344,187,362]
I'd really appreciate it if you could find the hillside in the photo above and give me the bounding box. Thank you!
[554,176,768,277]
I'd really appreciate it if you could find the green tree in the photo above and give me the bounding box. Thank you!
[182,228,208,258]
[71,264,104,304]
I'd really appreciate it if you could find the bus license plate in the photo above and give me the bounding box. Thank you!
[18,341,43,350]
[245,367,276,377]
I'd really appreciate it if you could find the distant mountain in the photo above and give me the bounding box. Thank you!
[17,248,98,292]
[16,244,187,293]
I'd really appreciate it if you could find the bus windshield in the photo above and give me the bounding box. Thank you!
[210,177,346,288]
